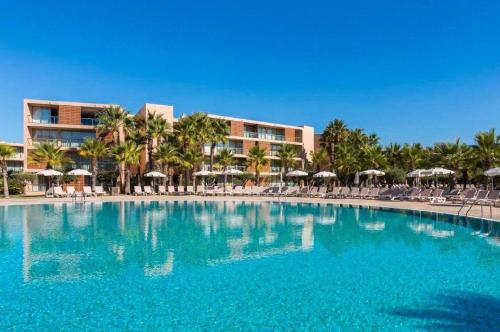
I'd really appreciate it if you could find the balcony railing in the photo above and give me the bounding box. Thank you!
[30,116,58,124]
[29,138,86,148]
[270,166,282,173]
[81,118,99,126]
[243,131,258,139]
[202,165,246,172]
[295,137,303,143]
[243,131,286,142]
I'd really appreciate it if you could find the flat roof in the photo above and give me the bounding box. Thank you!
[24,99,115,108]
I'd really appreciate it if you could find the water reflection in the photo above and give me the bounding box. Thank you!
[0,201,496,283]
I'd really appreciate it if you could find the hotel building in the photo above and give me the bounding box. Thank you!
[19,99,315,193]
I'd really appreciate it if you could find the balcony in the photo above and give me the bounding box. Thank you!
[243,131,286,142]
[29,138,86,148]
[30,116,58,124]
[202,165,246,172]
[244,131,258,139]
[270,166,282,173]
[81,118,99,126]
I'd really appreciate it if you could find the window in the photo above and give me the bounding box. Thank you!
[32,107,58,124]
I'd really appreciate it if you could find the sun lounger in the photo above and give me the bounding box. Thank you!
[285,186,299,197]
[53,186,68,198]
[66,186,79,197]
[134,186,145,196]
[450,188,476,203]
[308,187,319,197]
[338,187,351,198]
[186,186,195,195]
[314,186,327,198]
[479,190,500,207]
[83,186,95,197]
[233,186,243,195]
[195,185,205,195]
[298,186,310,197]
[157,185,167,195]
[326,187,340,198]
[358,187,370,198]
[366,188,380,199]
[254,186,266,196]
[143,186,154,195]
[95,186,107,196]
[215,186,226,196]
[168,186,176,195]
[349,187,360,198]
[177,186,185,195]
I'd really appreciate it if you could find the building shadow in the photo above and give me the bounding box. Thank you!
[386,291,500,331]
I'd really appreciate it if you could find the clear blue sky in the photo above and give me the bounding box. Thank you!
[1,0,499,145]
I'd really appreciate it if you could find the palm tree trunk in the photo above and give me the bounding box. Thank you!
[168,165,173,186]
[256,170,260,186]
[148,139,154,171]
[210,144,216,171]
[2,165,9,198]
[91,158,97,191]
[185,169,190,187]
[330,142,336,165]
[223,167,227,192]
[119,162,125,193]
[162,163,167,186]
[125,169,131,194]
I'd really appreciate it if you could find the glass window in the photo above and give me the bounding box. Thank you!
[32,107,57,124]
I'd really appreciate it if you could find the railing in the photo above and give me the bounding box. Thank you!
[295,137,303,143]
[243,131,258,139]
[29,138,86,148]
[202,165,246,172]
[81,118,99,126]
[8,153,24,160]
[205,147,244,155]
[269,150,280,156]
[243,131,287,142]
[270,166,282,173]
[7,166,23,172]
[30,116,59,124]
[32,184,47,192]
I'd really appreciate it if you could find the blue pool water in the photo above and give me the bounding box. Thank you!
[0,201,498,331]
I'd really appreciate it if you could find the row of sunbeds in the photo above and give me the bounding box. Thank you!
[48,186,107,198]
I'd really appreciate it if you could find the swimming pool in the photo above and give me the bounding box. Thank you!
[0,201,498,331]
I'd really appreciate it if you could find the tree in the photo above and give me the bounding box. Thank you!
[136,112,170,171]
[154,143,179,186]
[401,143,426,171]
[216,148,234,192]
[178,148,203,187]
[95,105,129,145]
[361,144,387,170]
[310,148,330,172]
[321,119,349,167]
[384,143,402,168]
[472,128,500,171]
[79,138,108,191]
[276,144,297,176]
[246,145,268,186]
[112,140,143,194]
[0,145,16,198]
[208,119,230,171]
[32,143,70,169]
[334,144,360,185]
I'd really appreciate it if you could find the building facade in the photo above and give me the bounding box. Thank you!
[0,142,24,172]
[17,99,315,192]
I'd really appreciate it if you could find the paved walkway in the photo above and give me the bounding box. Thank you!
[1,195,499,221]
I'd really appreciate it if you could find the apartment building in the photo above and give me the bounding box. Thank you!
[21,99,315,192]
[0,142,24,172]
[203,114,314,181]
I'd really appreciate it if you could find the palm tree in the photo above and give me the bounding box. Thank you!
[310,148,330,172]
[32,143,70,169]
[276,144,297,176]
[79,138,108,191]
[384,143,402,168]
[246,145,268,186]
[335,144,360,185]
[216,148,234,191]
[95,106,129,145]
[401,143,426,171]
[154,143,179,185]
[178,148,203,188]
[208,119,230,171]
[112,140,143,194]
[472,128,500,171]
[361,144,387,170]
[0,144,16,198]
[136,112,170,171]
[321,119,349,167]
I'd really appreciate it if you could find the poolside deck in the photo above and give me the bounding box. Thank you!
[1,195,499,221]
